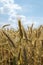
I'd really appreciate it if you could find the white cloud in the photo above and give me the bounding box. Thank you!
[0,0,22,12]
[0,7,4,14]
[0,0,22,22]
[0,0,14,4]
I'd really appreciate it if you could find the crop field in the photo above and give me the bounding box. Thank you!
[0,20,43,65]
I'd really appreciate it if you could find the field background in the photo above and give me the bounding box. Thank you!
[0,20,43,65]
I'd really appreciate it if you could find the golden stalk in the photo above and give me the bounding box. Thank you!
[2,24,10,28]
[18,19,23,39]
[2,30,16,48]
[23,46,28,65]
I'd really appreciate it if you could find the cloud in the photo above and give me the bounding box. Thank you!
[0,0,22,11]
[0,7,4,14]
[0,0,22,22]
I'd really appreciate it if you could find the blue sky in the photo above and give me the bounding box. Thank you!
[15,0,43,17]
[0,0,43,28]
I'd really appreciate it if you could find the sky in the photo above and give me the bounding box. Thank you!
[0,0,43,29]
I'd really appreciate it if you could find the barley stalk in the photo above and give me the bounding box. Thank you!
[18,19,23,39]
[23,46,28,65]
[2,30,16,48]
[2,24,10,28]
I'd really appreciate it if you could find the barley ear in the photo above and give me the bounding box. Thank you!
[2,24,10,28]
[18,19,23,39]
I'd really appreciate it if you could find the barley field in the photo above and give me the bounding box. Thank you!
[0,20,43,65]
